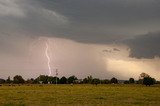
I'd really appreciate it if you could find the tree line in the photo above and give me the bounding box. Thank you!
[0,72,158,86]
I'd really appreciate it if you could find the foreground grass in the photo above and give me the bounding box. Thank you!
[0,84,160,106]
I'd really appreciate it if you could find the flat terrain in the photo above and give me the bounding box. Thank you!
[0,84,160,106]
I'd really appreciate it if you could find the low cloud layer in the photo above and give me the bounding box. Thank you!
[123,32,160,59]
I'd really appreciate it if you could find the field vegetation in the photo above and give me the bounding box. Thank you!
[0,84,160,106]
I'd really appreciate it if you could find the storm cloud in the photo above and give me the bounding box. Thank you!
[0,0,160,37]
[0,0,160,79]
[123,32,160,59]
[0,0,160,59]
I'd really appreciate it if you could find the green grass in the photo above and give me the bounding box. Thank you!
[0,84,160,106]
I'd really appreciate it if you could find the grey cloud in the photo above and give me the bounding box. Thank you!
[0,0,25,17]
[0,0,69,36]
[35,0,160,43]
[1,0,160,41]
[103,48,120,53]
[0,0,160,59]
[113,48,120,52]
[103,49,112,53]
[123,32,160,59]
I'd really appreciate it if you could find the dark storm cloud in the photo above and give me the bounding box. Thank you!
[123,32,160,59]
[0,0,160,58]
[1,0,160,40]
[31,0,160,43]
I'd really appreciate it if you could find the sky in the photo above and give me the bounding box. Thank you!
[0,0,160,80]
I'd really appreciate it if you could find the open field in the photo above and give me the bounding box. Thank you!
[0,84,160,106]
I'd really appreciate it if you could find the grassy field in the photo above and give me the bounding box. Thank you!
[0,84,160,106]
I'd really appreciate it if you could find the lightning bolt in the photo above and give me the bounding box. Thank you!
[45,41,52,76]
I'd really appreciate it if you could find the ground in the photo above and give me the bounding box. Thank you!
[0,84,160,106]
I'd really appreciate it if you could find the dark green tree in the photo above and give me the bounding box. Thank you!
[52,77,60,84]
[38,75,48,84]
[26,78,34,84]
[87,75,93,84]
[156,81,160,84]
[0,78,5,84]
[110,77,118,84]
[129,78,135,84]
[83,78,88,84]
[124,81,129,84]
[82,76,93,84]
[60,76,67,84]
[6,76,11,84]
[101,79,110,84]
[143,77,156,86]
[92,78,100,85]
[67,75,77,84]
[47,76,54,84]
[33,78,39,84]
[13,75,25,84]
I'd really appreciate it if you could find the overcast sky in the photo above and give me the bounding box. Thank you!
[0,0,160,80]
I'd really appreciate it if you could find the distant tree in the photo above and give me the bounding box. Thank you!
[35,75,60,84]
[92,78,100,85]
[0,78,5,84]
[110,77,118,84]
[87,75,93,84]
[156,81,160,84]
[101,79,110,84]
[13,75,25,84]
[33,78,39,84]
[105,79,110,84]
[38,75,48,84]
[82,76,94,84]
[124,81,129,84]
[60,76,67,84]
[137,79,143,84]
[52,77,60,84]
[67,75,77,84]
[30,78,35,83]
[139,72,149,79]
[47,76,54,84]
[143,77,156,86]
[138,73,150,84]
[26,78,34,84]
[83,78,88,84]
[129,78,135,84]
[6,76,11,84]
